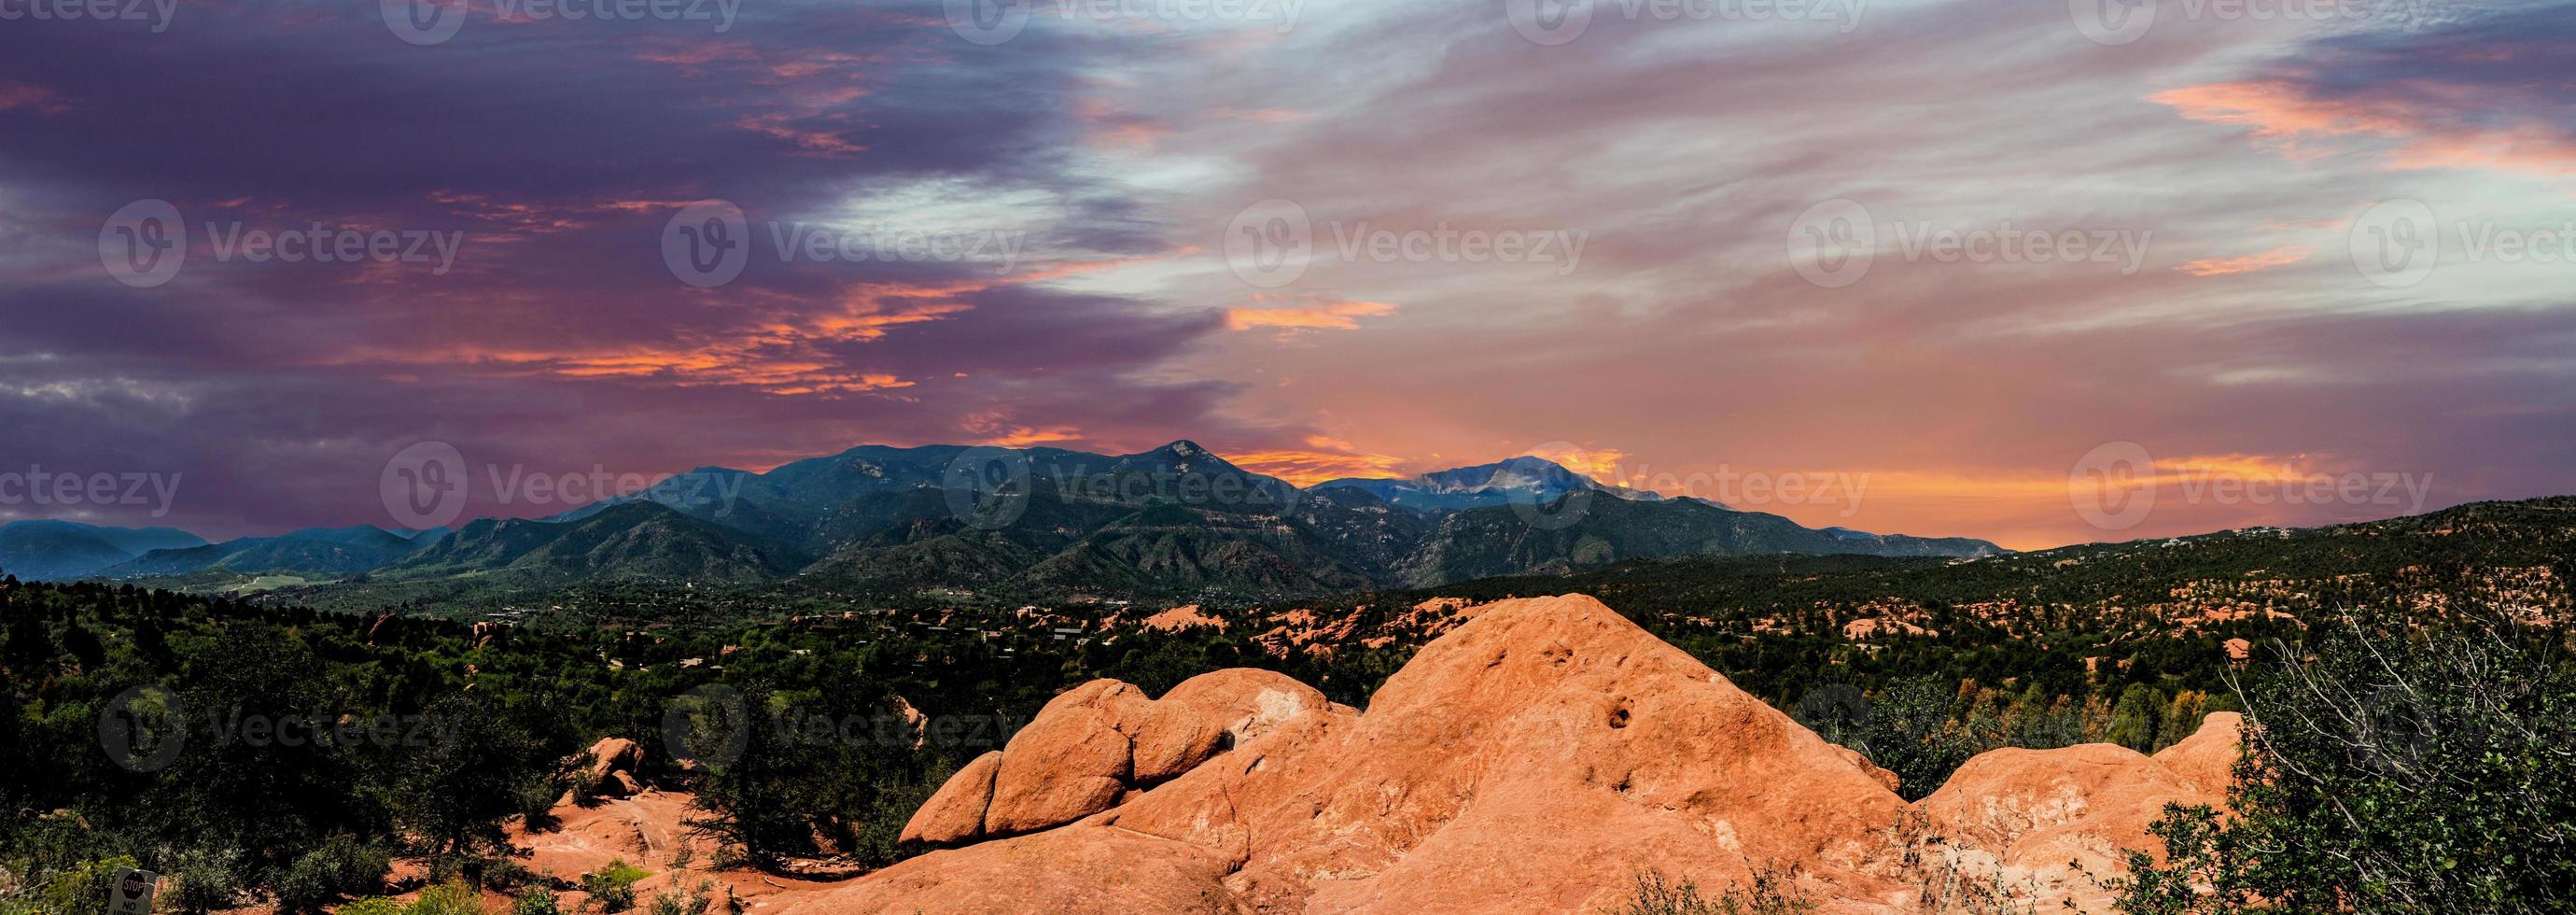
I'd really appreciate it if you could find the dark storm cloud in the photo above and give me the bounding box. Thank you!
[0,0,1247,536]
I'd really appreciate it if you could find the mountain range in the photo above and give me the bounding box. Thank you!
[0,441,2001,601]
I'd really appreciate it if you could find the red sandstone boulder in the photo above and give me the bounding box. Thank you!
[2152,711,2243,796]
[1915,719,2238,910]
[982,706,1132,836]
[789,595,1917,913]
[899,751,1001,846]
[805,595,2247,915]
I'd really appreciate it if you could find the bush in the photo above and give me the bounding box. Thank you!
[643,880,712,915]
[1602,868,1815,915]
[580,859,650,913]
[164,848,244,914]
[1850,676,1974,801]
[274,836,389,912]
[30,856,137,915]
[513,887,566,915]
[336,897,405,915]
[409,882,484,915]
[2114,608,2576,912]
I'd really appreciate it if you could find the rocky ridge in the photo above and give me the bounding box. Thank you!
[792,594,2240,913]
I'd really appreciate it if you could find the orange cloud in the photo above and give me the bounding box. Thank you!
[981,426,1085,447]
[1225,299,1395,331]
[1227,441,1409,486]
[2177,243,2315,277]
[2153,79,2576,179]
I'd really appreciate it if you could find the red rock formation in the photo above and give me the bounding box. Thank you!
[1913,714,2242,909]
[903,669,1330,845]
[811,595,2242,914]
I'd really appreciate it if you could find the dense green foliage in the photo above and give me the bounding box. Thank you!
[2114,608,2576,913]
[7,497,2572,910]
[0,575,1413,911]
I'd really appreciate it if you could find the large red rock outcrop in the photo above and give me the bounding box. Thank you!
[1912,711,2245,909]
[820,595,2244,914]
[904,669,1329,844]
[812,595,1917,913]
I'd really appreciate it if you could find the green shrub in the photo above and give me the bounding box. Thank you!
[1601,868,1815,915]
[643,880,711,915]
[408,882,485,915]
[31,855,136,915]
[579,859,649,913]
[335,897,404,915]
[2113,609,2576,912]
[273,837,388,912]
[512,887,565,915]
[164,849,244,914]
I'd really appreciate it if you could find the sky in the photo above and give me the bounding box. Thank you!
[1,0,2571,549]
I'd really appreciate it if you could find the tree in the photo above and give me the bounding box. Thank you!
[1853,676,1974,801]
[396,692,573,885]
[2105,683,2161,753]
[2114,608,2576,912]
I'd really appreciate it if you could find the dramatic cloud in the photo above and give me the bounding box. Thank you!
[1,0,2569,547]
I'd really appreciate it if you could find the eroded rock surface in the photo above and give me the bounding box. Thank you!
[831,595,2242,914]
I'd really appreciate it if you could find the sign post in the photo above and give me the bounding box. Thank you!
[109,867,157,915]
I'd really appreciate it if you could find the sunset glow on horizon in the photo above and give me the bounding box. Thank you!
[3,0,2570,549]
